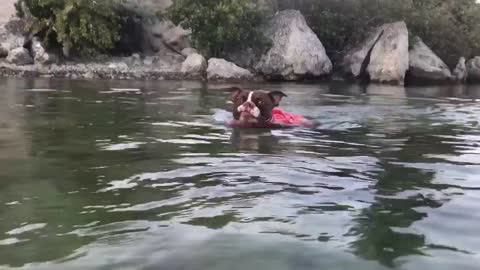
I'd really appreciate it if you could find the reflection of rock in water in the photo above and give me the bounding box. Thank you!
[348,141,453,267]
[450,85,467,98]
[466,85,480,99]
[0,78,28,160]
[273,83,328,94]
[407,85,468,99]
[230,129,278,153]
[365,84,407,135]
[407,86,449,98]
[366,84,407,104]
[337,83,365,96]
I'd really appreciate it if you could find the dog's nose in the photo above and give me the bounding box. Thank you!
[238,101,257,114]
[245,101,257,108]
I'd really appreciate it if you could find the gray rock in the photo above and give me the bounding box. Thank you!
[108,62,129,70]
[31,37,58,65]
[7,47,33,65]
[342,27,384,78]
[181,47,198,57]
[4,18,28,36]
[466,56,480,83]
[121,1,190,55]
[181,53,207,75]
[84,70,96,79]
[207,58,253,81]
[148,20,191,53]
[1,35,25,52]
[0,18,28,55]
[153,51,183,70]
[143,56,155,66]
[256,10,332,80]
[130,53,142,66]
[453,57,467,83]
[367,22,409,85]
[408,37,452,83]
[227,47,260,70]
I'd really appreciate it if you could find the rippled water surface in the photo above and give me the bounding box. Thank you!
[1,78,480,269]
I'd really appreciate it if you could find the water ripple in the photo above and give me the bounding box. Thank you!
[2,79,480,269]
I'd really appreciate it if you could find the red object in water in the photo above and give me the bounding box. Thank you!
[229,109,314,128]
[271,109,311,126]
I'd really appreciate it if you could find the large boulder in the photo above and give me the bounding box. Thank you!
[3,18,29,36]
[0,0,16,24]
[0,18,30,58]
[146,20,191,54]
[452,57,467,83]
[407,37,452,83]
[121,1,190,55]
[343,22,409,85]
[256,10,332,80]
[0,35,24,53]
[227,47,260,70]
[181,47,198,57]
[342,27,384,78]
[181,53,207,76]
[466,56,480,83]
[207,58,253,81]
[367,22,409,85]
[31,37,58,65]
[152,51,184,70]
[7,47,33,65]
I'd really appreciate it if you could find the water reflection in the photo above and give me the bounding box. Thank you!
[230,129,280,153]
[0,78,480,269]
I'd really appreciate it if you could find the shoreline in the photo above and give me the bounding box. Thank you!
[0,62,202,81]
[0,62,470,87]
[0,61,269,83]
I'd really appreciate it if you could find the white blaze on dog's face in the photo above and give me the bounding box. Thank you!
[230,87,287,123]
[237,91,261,120]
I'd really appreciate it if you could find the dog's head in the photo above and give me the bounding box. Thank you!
[230,87,287,123]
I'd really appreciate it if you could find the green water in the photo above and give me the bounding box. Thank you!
[0,78,479,269]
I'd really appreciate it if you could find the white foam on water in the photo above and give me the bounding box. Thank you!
[6,223,47,235]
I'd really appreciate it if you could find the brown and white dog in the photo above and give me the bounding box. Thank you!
[230,87,287,124]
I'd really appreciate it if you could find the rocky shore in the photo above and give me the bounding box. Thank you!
[0,0,478,85]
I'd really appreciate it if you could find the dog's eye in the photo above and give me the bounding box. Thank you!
[257,100,263,105]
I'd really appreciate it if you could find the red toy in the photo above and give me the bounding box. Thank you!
[229,109,315,129]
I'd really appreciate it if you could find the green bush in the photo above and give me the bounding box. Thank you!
[167,0,267,58]
[19,0,124,57]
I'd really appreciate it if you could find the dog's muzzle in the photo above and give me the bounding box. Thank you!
[237,92,261,122]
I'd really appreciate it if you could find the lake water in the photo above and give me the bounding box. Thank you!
[0,77,479,270]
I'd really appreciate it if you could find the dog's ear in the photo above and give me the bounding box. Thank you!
[229,87,244,101]
[268,91,287,106]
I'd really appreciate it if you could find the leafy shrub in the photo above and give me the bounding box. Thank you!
[18,0,124,57]
[167,0,267,58]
